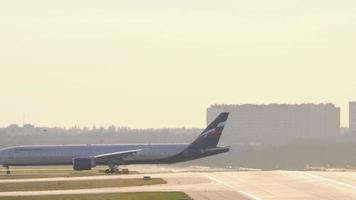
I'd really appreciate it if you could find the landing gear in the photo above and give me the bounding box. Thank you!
[5,166,10,175]
[104,162,130,174]
[105,162,119,174]
[105,168,119,174]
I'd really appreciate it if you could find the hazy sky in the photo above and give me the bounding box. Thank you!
[1,0,356,128]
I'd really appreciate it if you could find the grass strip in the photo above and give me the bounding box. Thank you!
[0,192,192,200]
[0,178,165,192]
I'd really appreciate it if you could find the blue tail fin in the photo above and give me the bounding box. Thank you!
[190,112,229,149]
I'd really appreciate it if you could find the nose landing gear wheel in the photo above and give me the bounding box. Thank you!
[5,166,10,175]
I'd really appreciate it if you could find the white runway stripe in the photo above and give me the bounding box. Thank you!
[302,172,356,191]
[238,190,262,200]
[203,174,262,200]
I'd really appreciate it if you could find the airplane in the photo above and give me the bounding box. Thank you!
[0,113,229,175]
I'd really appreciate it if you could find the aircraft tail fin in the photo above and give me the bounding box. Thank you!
[190,112,229,149]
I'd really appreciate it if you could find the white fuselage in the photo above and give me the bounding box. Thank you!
[0,144,188,166]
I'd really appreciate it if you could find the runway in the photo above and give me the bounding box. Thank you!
[0,167,355,200]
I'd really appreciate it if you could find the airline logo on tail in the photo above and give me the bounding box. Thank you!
[190,112,229,149]
[200,121,226,139]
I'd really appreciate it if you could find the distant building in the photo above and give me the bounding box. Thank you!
[207,104,340,145]
[350,102,356,133]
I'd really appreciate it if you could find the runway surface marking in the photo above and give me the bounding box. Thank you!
[238,190,263,200]
[1,170,355,199]
[203,174,235,189]
[302,172,356,191]
[203,174,262,200]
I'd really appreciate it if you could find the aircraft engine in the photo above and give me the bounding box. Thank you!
[72,157,96,170]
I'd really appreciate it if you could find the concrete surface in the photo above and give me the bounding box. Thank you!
[0,166,355,200]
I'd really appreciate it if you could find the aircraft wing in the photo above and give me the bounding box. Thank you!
[93,149,142,163]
